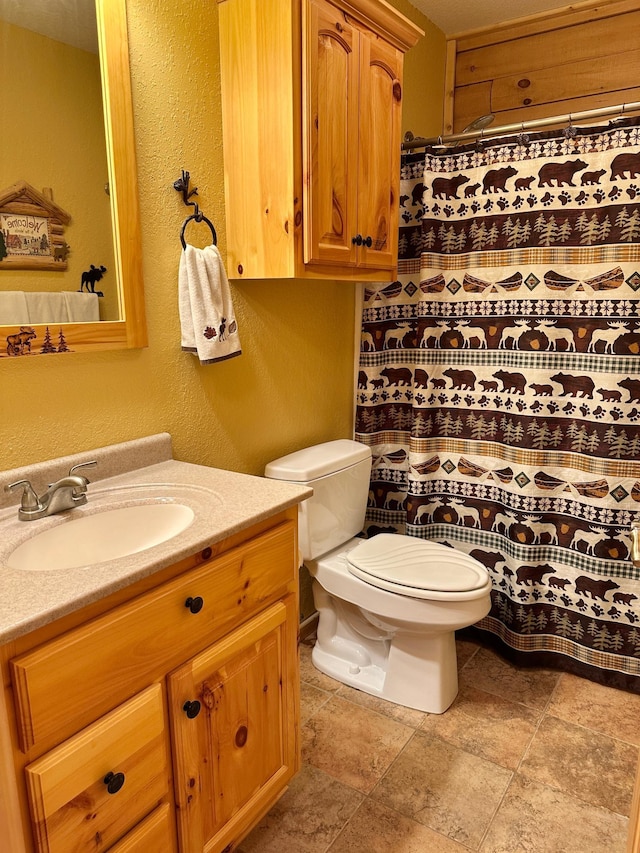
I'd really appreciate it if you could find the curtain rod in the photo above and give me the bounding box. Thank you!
[402,101,640,150]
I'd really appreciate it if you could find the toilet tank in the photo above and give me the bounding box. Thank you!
[265,440,372,560]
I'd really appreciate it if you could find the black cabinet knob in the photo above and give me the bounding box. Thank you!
[364,236,373,248]
[183,700,201,719]
[352,234,363,246]
[185,596,204,614]
[103,771,125,794]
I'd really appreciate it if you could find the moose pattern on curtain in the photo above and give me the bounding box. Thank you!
[355,118,640,690]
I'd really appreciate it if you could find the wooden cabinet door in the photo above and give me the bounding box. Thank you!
[356,29,403,271]
[303,0,360,268]
[168,597,299,853]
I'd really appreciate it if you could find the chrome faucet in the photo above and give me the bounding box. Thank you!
[630,520,640,566]
[5,461,97,521]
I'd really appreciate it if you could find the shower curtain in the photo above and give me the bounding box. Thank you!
[355,117,640,690]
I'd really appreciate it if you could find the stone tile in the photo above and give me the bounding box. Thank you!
[549,672,640,746]
[302,695,414,794]
[372,730,512,848]
[335,683,427,728]
[237,764,363,853]
[456,636,480,670]
[301,681,331,724]
[299,642,342,693]
[420,684,539,770]
[460,646,560,710]
[520,715,637,816]
[480,774,629,853]
[328,798,470,852]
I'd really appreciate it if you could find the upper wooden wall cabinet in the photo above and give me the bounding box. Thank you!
[217,0,423,281]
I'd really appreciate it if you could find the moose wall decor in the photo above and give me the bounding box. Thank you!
[80,264,107,296]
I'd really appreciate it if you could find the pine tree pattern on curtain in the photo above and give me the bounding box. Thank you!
[355,118,640,690]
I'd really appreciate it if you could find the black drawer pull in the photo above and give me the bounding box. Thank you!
[103,771,125,794]
[183,700,201,719]
[185,596,204,614]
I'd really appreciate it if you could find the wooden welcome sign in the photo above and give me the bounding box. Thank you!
[0,181,71,271]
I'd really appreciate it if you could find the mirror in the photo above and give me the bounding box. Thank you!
[0,0,146,358]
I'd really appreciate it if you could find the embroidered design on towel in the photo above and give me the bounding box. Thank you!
[204,318,237,342]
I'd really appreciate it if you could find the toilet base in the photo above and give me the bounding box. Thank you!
[311,622,459,714]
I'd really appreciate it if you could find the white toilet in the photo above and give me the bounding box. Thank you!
[265,439,492,714]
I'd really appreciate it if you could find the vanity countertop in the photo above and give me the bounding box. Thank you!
[0,434,311,644]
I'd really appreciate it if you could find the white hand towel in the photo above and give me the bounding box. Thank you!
[62,291,100,322]
[178,244,241,364]
[24,292,68,324]
[0,291,30,324]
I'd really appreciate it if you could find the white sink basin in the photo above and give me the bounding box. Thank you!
[7,503,195,572]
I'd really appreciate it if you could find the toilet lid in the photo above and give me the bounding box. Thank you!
[347,534,489,598]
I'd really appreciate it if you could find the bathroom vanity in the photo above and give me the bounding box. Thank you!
[0,435,311,853]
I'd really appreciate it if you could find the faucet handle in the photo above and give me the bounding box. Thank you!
[69,460,98,483]
[4,479,42,511]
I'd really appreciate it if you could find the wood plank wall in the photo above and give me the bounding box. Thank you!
[444,0,640,135]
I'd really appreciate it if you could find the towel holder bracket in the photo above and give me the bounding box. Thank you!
[174,169,217,249]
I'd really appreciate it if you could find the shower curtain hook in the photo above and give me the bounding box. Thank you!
[610,103,627,126]
[517,121,529,146]
[564,113,577,139]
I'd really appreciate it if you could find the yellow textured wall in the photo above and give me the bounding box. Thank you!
[392,0,446,138]
[1,0,444,476]
[0,21,116,320]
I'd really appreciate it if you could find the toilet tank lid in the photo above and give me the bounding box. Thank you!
[265,440,371,482]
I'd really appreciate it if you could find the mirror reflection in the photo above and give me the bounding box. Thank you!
[0,0,119,325]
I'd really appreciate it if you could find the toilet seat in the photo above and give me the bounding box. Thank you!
[346,534,490,600]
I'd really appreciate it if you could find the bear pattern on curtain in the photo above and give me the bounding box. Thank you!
[355,117,640,690]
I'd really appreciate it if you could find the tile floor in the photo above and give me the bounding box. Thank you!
[239,633,640,853]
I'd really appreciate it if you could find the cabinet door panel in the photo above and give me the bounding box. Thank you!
[25,685,167,853]
[303,0,360,267]
[169,598,299,853]
[356,31,403,270]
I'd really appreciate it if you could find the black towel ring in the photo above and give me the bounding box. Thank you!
[174,169,218,249]
[180,212,217,249]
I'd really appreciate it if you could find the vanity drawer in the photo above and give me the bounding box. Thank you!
[25,684,168,853]
[107,803,176,852]
[12,521,296,752]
